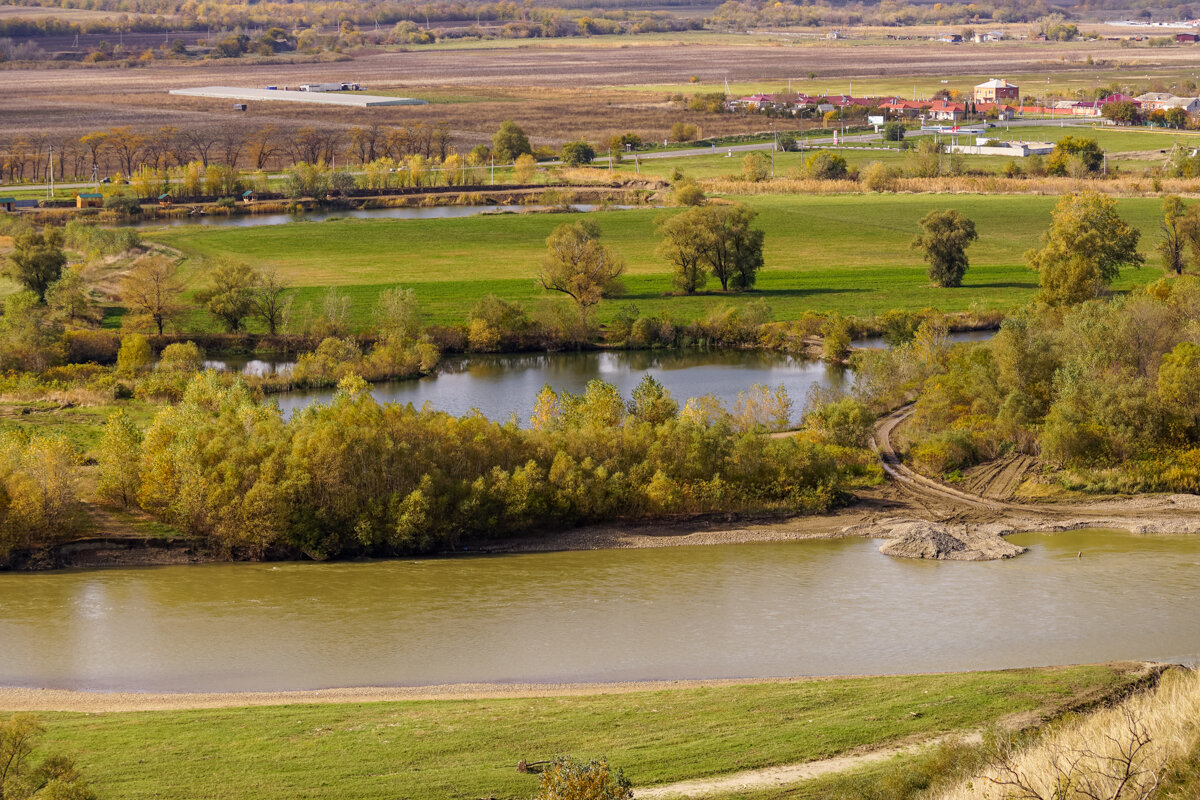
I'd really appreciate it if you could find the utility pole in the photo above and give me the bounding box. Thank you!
[490,157,495,185]
[47,145,54,201]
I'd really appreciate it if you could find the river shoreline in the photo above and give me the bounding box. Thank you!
[0,662,1162,713]
[12,485,1200,571]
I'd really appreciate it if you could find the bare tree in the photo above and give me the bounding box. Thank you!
[984,707,1164,800]
[120,256,185,335]
[253,267,292,335]
[216,126,247,170]
[181,128,217,166]
[247,126,282,170]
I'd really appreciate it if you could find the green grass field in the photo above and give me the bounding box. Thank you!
[31,666,1135,800]
[147,192,1170,329]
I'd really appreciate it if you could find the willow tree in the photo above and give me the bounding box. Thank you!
[1027,191,1143,306]
[912,209,978,288]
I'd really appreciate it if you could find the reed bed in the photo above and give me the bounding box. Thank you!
[932,667,1200,800]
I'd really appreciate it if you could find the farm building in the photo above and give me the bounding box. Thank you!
[76,192,102,208]
[0,197,15,212]
[974,78,1019,104]
[299,82,362,92]
[168,87,428,108]
[1177,33,1199,43]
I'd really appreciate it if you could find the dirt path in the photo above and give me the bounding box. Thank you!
[635,734,979,799]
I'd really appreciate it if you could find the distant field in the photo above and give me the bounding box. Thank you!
[148,192,1170,329]
[35,666,1136,800]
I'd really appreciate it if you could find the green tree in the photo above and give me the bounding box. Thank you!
[158,341,205,372]
[628,374,678,424]
[560,140,595,166]
[742,151,770,182]
[1158,341,1200,431]
[821,312,851,363]
[804,396,874,447]
[96,410,143,508]
[657,211,708,294]
[906,137,943,178]
[0,292,64,372]
[539,221,625,316]
[116,333,152,374]
[535,757,631,800]
[1026,192,1143,305]
[803,150,848,180]
[1159,195,1188,276]
[195,260,261,332]
[5,227,66,302]
[492,120,531,163]
[912,209,979,288]
[1047,135,1103,176]
[656,205,765,293]
[45,268,101,327]
[882,121,906,142]
[696,204,765,291]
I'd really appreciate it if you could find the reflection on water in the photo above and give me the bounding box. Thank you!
[202,357,296,377]
[0,530,1195,692]
[132,204,626,229]
[272,350,850,424]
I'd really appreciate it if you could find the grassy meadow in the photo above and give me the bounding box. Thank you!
[147,192,1170,329]
[30,666,1139,800]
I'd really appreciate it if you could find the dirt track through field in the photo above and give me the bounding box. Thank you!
[635,733,979,799]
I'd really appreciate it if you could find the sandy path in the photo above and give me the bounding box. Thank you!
[635,733,980,799]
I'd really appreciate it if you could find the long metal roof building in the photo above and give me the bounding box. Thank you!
[168,86,428,107]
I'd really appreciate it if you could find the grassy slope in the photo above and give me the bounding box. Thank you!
[149,193,1167,328]
[35,666,1133,800]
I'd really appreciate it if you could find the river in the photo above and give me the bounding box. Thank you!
[0,530,1195,692]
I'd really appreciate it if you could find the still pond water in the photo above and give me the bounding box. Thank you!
[255,333,993,424]
[1,530,1196,692]
[135,204,622,229]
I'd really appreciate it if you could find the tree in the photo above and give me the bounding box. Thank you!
[1047,135,1104,176]
[628,375,678,424]
[512,153,538,183]
[96,410,143,508]
[882,121,906,142]
[912,209,979,288]
[373,287,420,343]
[1158,341,1200,430]
[0,713,96,800]
[1158,195,1187,276]
[195,260,261,332]
[668,122,698,142]
[742,151,770,182]
[560,140,595,166]
[492,120,531,163]
[1026,192,1144,306]
[5,227,66,301]
[120,256,184,335]
[116,333,152,374]
[253,267,291,335]
[1101,100,1141,125]
[656,204,765,292]
[539,220,625,315]
[657,211,707,294]
[45,268,101,327]
[804,150,849,180]
[698,204,765,291]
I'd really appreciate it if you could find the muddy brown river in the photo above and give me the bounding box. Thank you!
[1,529,1197,692]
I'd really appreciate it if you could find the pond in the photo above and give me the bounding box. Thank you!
[264,330,995,424]
[0,529,1194,692]
[132,204,628,229]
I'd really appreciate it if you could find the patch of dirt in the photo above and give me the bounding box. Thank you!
[959,454,1040,501]
[877,520,1027,561]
